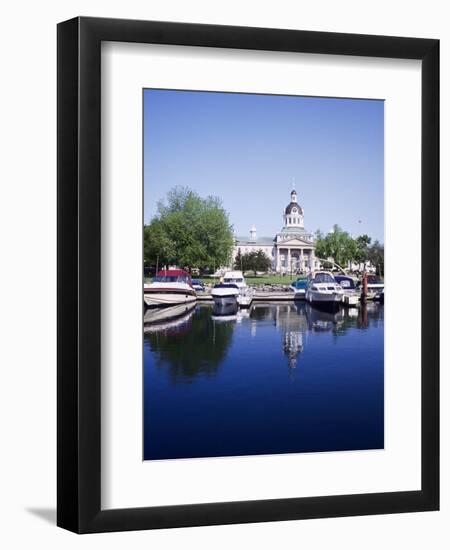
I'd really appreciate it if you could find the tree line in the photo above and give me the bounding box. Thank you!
[144,187,384,276]
[315,225,384,275]
[233,249,272,275]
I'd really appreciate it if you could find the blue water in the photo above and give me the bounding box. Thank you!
[143,301,384,460]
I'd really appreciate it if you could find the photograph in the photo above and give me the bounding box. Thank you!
[142,89,385,461]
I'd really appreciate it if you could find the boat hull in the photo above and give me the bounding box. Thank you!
[342,292,360,306]
[211,286,239,307]
[292,289,306,300]
[237,290,254,307]
[306,290,343,304]
[144,290,197,307]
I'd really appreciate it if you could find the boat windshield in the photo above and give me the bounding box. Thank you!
[153,275,189,283]
[335,277,355,289]
[214,283,239,289]
[224,278,243,283]
[312,273,335,284]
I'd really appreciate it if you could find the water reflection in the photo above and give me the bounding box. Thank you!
[144,300,384,460]
[143,302,196,334]
[144,304,235,383]
[144,301,383,379]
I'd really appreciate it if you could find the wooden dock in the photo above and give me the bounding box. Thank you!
[197,291,299,303]
[197,292,366,305]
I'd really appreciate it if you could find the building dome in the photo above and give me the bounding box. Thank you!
[283,188,304,229]
[285,202,304,216]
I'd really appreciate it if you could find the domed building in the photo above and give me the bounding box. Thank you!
[232,188,319,273]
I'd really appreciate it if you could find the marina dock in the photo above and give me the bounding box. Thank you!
[197,292,296,303]
[197,290,372,305]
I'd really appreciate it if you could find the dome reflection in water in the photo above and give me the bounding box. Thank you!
[144,301,384,460]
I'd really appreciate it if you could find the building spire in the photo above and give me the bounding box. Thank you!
[290,179,297,203]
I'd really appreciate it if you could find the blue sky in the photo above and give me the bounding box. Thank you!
[143,89,384,242]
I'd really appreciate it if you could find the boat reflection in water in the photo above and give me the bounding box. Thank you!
[144,301,384,460]
[211,301,239,321]
[143,302,196,334]
[304,302,345,332]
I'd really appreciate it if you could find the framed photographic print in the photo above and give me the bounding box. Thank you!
[57,17,439,533]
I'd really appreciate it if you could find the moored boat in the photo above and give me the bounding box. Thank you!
[366,275,384,300]
[222,270,254,307]
[211,283,240,306]
[191,279,206,293]
[144,269,197,308]
[305,271,344,305]
[374,288,384,304]
[290,277,308,300]
[334,275,360,306]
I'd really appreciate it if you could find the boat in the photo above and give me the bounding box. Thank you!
[222,270,254,307]
[210,283,240,306]
[367,274,384,290]
[290,277,308,300]
[305,271,344,305]
[191,279,205,293]
[334,275,360,306]
[374,288,384,304]
[143,269,197,308]
[366,275,385,300]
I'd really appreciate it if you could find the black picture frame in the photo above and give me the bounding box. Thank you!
[57,16,439,533]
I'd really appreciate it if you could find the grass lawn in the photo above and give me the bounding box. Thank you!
[197,274,300,286]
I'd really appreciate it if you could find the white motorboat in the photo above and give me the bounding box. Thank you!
[366,275,384,291]
[211,283,240,306]
[305,271,344,305]
[365,275,385,300]
[334,275,360,306]
[222,270,254,307]
[374,288,384,304]
[144,269,197,308]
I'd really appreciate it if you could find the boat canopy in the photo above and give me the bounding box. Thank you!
[224,276,244,283]
[291,279,308,289]
[334,275,356,289]
[311,272,336,284]
[223,271,245,283]
[214,283,239,290]
[153,269,191,283]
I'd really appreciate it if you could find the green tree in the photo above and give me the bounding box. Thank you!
[368,240,384,277]
[354,234,371,265]
[314,227,382,273]
[143,220,176,268]
[241,249,271,276]
[314,225,357,268]
[144,186,234,271]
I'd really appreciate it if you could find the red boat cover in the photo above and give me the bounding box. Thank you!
[156,269,191,278]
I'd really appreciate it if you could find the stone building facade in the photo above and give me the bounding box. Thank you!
[232,189,320,274]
